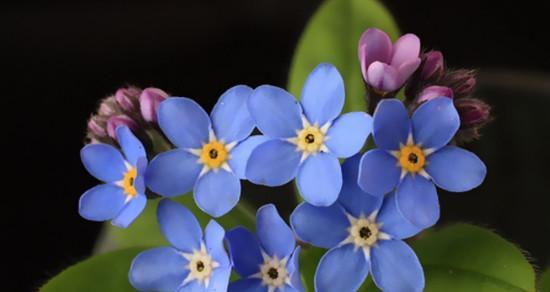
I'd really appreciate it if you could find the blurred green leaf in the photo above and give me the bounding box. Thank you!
[94,195,255,253]
[287,0,400,113]
[299,246,325,291]
[539,269,550,292]
[40,247,143,292]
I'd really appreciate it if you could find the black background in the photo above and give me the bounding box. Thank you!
[2,1,550,291]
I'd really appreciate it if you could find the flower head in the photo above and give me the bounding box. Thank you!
[358,97,487,228]
[358,28,421,92]
[145,85,257,217]
[129,199,231,291]
[245,63,373,206]
[226,204,304,292]
[79,126,148,228]
[291,155,425,292]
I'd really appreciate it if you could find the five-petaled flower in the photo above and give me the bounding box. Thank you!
[245,63,373,206]
[358,97,487,229]
[225,204,304,292]
[129,199,231,291]
[146,85,257,217]
[79,126,147,228]
[291,155,425,292]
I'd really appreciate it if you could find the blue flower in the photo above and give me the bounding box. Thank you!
[291,155,425,292]
[225,204,304,292]
[146,85,258,217]
[79,126,147,228]
[245,63,373,206]
[129,199,231,291]
[357,97,487,229]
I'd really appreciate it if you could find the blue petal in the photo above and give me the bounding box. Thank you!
[370,240,424,292]
[228,279,264,292]
[358,149,400,196]
[296,153,342,206]
[314,245,369,292]
[290,202,348,249]
[288,247,305,292]
[246,139,301,186]
[134,157,147,195]
[129,247,188,292]
[80,144,126,182]
[79,184,126,221]
[256,204,295,259]
[248,85,302,138]
[175,280,202,291]
[373,99,410,151]
[111,193,147,228]
[205,267,231,292]
[426,146,487,192]
[228,135,271,180]
[325,112,373,158]
[158,97,211,148]
[157,199,202,252]
[377,192,422,240]
[115,126,146,166]
[205,220,230,268]
[211,85,255,143]
[300,63,345,125]
[412,97,459,150]
[396,175,439,229]
[225,227,263,277]
[194,170,241,217]
[146,148,201,197]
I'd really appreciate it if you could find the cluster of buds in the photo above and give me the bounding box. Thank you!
[358,28,491,144]
[86,86,172,154]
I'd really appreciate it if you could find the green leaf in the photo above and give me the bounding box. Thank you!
[94,194,255,253]
[40,247,143,292]
[287,0,400,113]
[539,269,550,292]
[299,246,325,291]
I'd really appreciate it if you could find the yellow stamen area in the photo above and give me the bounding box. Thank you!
[296,126,325,153]
[199,141,228,169]
[398,145,426,173]
[122,167,137,197]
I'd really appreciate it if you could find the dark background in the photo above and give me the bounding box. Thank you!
[2,1,549,291]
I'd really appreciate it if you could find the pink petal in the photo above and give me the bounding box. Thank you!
[366,61,401,92]
[390,33,421,67]
[358,28,392,78]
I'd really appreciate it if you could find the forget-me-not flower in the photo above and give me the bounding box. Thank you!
[291,155,425,292]
[146,85,257,217]
[246,63,373,206]
[358,97,487,229]
[79,126,147,228]
[129,199,231,291]
[225,204,304,292]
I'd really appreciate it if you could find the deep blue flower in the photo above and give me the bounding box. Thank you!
[129,199,231,292]
[358,97,486,229]
[225,204,304,292]
[146,85,257,217]
[291,155,425,292]
[245,63,373,206]
[79,126,147,228]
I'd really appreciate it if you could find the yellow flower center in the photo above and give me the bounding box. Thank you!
[296,126,325,153]
[122,167,138,197]
[398,145,426,173]
[200,141,229,169]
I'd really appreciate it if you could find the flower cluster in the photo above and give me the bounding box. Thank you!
[78,27,489,292]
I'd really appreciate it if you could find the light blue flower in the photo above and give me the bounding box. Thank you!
[291,155,425,292]
[245,63,373,206]
[146,85,258,217]
[225,204,304,292]
[358,97,487,229]
[79,126,147,228]
[129,199,231,292]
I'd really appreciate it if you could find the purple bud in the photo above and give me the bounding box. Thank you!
[420,50,444,80]
[98,96,118,116]
[455,75,476,95]
[416,85,453,103]
[441,69,477,97]
[115,87,141,112]
[87,116,106,137]
[454,98,491,128]
[140,87,168,123]
[106,115,139,140]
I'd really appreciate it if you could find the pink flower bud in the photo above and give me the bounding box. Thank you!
[420,50,444,80]
[87,116,106,137]
[416,85,453,103]
[454,98,491,128]
[106,115,139,140]
[115,87,141,112]
[98,97,118,116]
[140,87,168,123]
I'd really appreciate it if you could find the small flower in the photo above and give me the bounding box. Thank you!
[291,156,425,292]
[226,204,304,292]
[358,97,487,228]
[140,87,168,122]
[79,126,148,228]
[416,85,453,103]
[129,199,231,291]
[246,63,373,206]
[358,28,421,92]
[420,50,445,80]
[146,85,257,217]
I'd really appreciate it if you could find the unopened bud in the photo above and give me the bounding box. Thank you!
[416,85,453,103]
[420,50,445,80]
[455,98,491,128]
[140,87,168,122]
[106,115,139,140]
[115,87,141,112]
